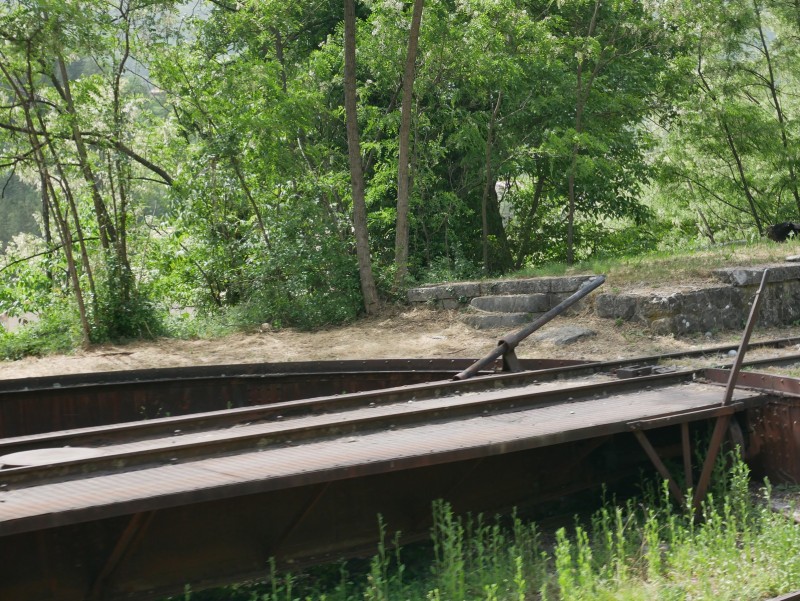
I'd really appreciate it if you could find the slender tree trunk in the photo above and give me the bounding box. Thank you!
[231,156,273,250]
[344,0,380,314]
[0,56,54,277]
[58,175,98,317]
[482,91,503,273]
[696,40,763,234]
[754,0,800,213]
[515,170,545,267]
[393,0,424,289]
[39,167,52,269]
[55,54,117,250]
[721,119,764,234]
[111,7,132,272]
[48,186,92,347]
[32,106,99,320]
[567,0,602,266]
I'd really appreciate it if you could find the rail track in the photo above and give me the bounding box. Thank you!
[4,333,800,599]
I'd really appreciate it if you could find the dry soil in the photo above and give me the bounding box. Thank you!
[2,303,799,381]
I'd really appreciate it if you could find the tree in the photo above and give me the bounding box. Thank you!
[344,0,380,314]
[393,0,424,289]
[656,0,800,240]
[0,0,174,341]
[554,0,671,264]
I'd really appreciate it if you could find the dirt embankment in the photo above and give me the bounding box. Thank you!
[2,304,798,381]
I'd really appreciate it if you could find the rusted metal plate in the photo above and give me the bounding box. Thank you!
[699,368,800,485]
[0,358,589,438]
[0,377,763,537]
[747,398,800,483]
[0,351,794,601]
[0,432,679,601]
[704,368,800,397]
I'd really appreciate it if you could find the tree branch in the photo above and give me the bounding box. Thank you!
[0,236,100,274]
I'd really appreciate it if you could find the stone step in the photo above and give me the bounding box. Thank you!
[470,294,550,314]
[461,312,536,330]
[407,275,596,308]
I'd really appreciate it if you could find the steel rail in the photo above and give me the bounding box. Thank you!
[0,358,541,393]
[704,368,800,397]
[5,345,800,457]
[0,369,700,486]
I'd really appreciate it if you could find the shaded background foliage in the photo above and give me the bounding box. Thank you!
[1,0,799,344]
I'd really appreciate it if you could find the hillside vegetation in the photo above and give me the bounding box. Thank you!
[3,0,800,353]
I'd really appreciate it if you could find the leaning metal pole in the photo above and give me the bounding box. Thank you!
[453,275,606,380]
[692,268,770,511]
[721,268,771,406]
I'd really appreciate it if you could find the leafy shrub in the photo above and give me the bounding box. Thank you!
[0,303,81,360]
[91,255,165,342]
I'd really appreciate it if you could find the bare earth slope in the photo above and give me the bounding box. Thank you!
[3,304,799,381]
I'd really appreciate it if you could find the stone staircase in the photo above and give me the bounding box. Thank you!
[407,275,596,330]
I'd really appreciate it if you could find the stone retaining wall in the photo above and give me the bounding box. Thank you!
[407,275,595,310]
[595,264,800,335]
[409,264,800,335]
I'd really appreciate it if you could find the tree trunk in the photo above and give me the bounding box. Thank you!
[696,39,763,235]
[515,169,545,268]
[393,0,424,290]
[48,186,92,347]
[344,0,380,314]
[482,91,503,273]
[33,107,99,321]
[754,0,800,214]
[567,0,602,266]
[55,54,117,251]
[721,119,764,234]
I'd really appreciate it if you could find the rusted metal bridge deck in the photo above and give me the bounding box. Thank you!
[0,369,764,536]
[0,357,783,601]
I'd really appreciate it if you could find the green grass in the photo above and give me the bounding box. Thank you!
[743,363,800,378]
[180,456,800,601]
[511,239,800,289]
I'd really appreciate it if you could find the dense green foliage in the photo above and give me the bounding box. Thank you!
[175,457,800,601]
[2,0,800,344]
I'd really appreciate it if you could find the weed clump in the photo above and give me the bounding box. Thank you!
[179,457,800,601]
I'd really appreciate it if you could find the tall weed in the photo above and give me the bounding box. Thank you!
[178,457,800,601]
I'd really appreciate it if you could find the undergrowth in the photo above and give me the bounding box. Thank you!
[178,455,800,601]
[0,303,80,360]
